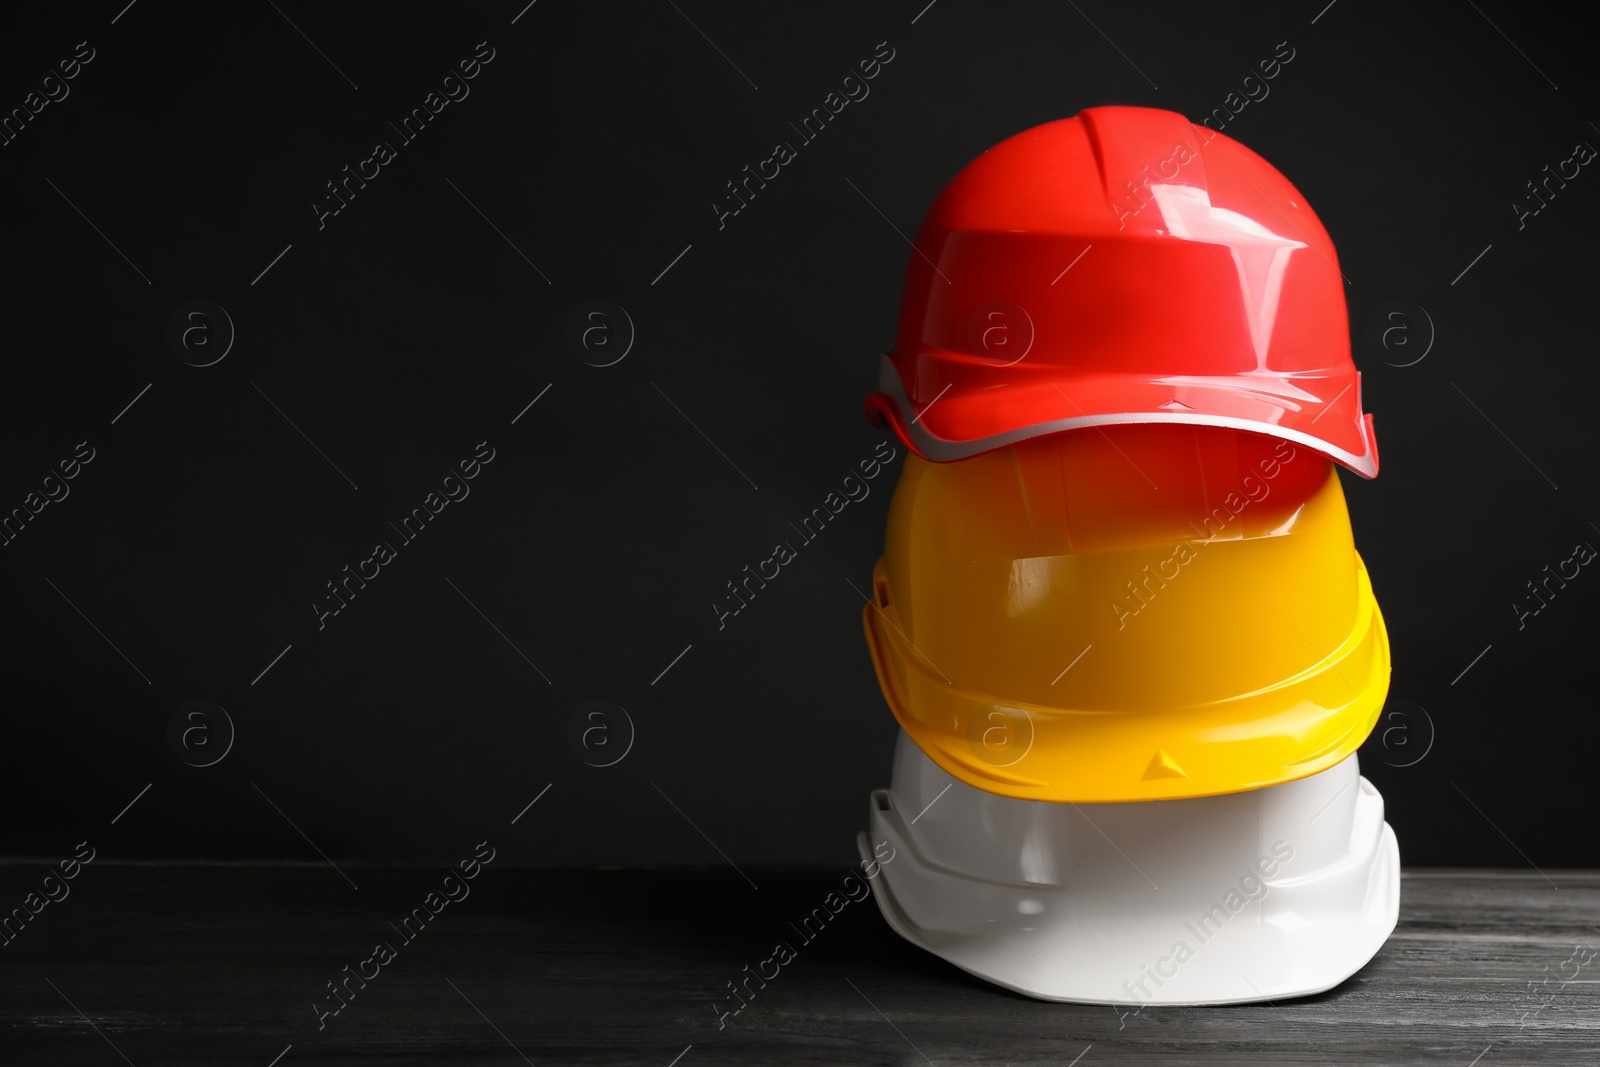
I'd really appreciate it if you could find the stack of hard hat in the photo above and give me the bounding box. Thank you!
[855,106,1399,1006]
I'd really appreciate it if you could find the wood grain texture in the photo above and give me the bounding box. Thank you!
[1,865,1595,1065]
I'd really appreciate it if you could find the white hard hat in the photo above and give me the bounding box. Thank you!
[859,730,1399,1006]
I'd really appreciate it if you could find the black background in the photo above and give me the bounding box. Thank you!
[2,0,1595,870]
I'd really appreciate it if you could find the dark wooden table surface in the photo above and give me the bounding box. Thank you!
[2,864,1596,1065]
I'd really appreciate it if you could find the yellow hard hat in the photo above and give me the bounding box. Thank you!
[862,424,1390,803]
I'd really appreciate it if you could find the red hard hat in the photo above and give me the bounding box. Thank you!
[864,106,1379,477]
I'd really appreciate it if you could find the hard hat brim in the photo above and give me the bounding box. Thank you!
[863,553,1390,804]
[867,353,1379,478]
